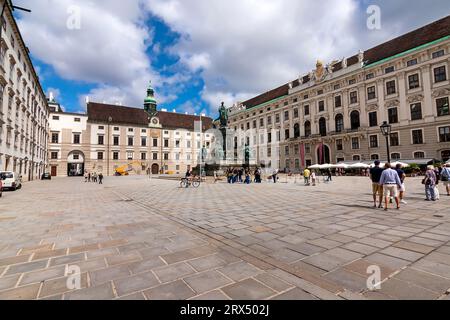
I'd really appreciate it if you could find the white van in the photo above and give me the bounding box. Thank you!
[0,172,22,191]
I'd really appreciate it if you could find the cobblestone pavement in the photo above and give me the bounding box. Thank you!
[0,175,450,300]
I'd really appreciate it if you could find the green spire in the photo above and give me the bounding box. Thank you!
[144,80,158,115]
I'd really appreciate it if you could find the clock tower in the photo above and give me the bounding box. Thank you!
[144,81,158,116]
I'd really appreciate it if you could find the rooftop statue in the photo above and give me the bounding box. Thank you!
[219,102,228,127]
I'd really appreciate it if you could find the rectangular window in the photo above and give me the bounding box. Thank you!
[370,135,378,148]
[317,89,323,95]
[187,140,191,148]
[253,120,257,128]
[127,152,133,160]
[318,101,325,112]
[268,132,272,143]
[412,129,423,145]
[434,66,447,83]
[98,126,105,130]
[407,59,418,67]
[113,152,119,160]
[114,127,119,131]
[128,137,133,146]
[439,126,450,142]
[335,95,342,108]
[51,152,58,160]
[285,146,289,156]
[98,135,104,145]
[113,136,119,146]
[153,138,158,147]
[304,105,310,116]
[437,97,449,117]
[369,112,378,127]
[386,80,396,95]
[141,137,147,147]
[366,73,374,80]
[336,139,343,151]
[349,79,356,85]
[73,134,81,145]
[293,108,299,118]
[164,139,169,148]
[285,129,290,140]
[128,128,134,132]
[141,152,146,160]
[385,66,395,74]
[367,86,376,100]
[164,153,169,160]
[175,140,180,148]
[350,91,358,104]
[275,114,280,123]
[432,50,445,59]
[74,118,81,122]
[52,116,59,120]
[51,133,59,144]
[408,74,420,89]
[267,116,272,125]
[97,152,104,160]
[351,137,360,150]
[410,103,423,120]
[390,132,399,146]
[305,144,311,154]
[153,153,158,160]
[260,118,264,127]
[388,108,398,124]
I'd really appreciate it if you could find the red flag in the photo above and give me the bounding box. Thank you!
[300,143,305,168]
[318,142,324,164]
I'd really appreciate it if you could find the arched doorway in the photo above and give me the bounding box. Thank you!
[67,151,85,177]
[151,163,159,175]
[316,144,331,164]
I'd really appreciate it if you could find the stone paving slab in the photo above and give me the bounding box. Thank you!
[0,176,449,300]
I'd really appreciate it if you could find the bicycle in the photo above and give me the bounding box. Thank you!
[180,176,200,188]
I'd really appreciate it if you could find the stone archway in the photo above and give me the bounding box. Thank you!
[316,144,331,164]
[67,151,85,177]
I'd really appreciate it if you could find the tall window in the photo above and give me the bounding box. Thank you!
[336,139,343,151]
[128,137,133,146]
[319,118,327,136]
[335,114,344,133]
[51,133,59,144]
[369,112,378,127]
[335,96,342,108]
[164,139,169,148]
[141,152,146,160]
[97,152,104,160]
[318,101,325,112]
[439,126,450,142]
[294,123,300,138]
[437,97,449,117]
[51,152,58,160]
[275,114,280,123]
[408,74,420,89]
[412,129,423,144]
[386,80,396,95]
[434,66,447,83]
[410,103,422,120]
[153,153,158,160]
[350,91,358,104]
[113,136,119,146]
[351,137,360,150]
[370,135,378,148]
[141,137,147,147]
[98,135,104,145]
[113,152,119,160]
[127,152,133,160]
[284,111,289,121]
[388,108,398,124]
[390,132,399,146]
[293,108,299,118]
[367,86,376,100]
[304,121,311,137]
[285,129,290,140]
[350,111,360,130]
[153,138,158,147]
[304,105,310,116]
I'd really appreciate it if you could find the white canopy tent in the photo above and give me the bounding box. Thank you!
[348,163,371,169]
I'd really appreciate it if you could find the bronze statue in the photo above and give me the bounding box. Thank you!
[219,102,228,127]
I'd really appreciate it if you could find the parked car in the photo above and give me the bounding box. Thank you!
[41,172,52,180]
[0,172,22,191]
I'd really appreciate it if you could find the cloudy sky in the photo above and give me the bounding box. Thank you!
[15,0,450,117]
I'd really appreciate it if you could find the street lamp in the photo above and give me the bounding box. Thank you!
[380,121,392,163]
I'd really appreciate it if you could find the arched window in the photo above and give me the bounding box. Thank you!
[391,153,401,160]
[335,114,344,133]
[353,155,361,161]
[350,111,360,130]
[294,123,300,138]
[304,121,311,137]
[414,151,425,159]
[319,118,327,136]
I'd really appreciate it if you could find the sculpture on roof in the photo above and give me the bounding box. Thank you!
[218,102,228,128]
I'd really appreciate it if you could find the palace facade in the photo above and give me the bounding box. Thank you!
[48,84,213,177]
[0,0,49,180]
[224,15,450,171]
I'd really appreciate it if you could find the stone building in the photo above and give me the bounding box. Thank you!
[225,15,450,171]
[48,83,213,177]
[0,0,49,180]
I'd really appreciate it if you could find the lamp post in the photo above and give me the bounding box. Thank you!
[107,116,112,176]
[380,121,392,163]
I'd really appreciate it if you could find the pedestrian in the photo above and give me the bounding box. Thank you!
[254,167,261,183]
[238,168,243,183]
[441,163,450,196]
[395,164,407,204]
[84,171,88,183]
[434,166,441,200]
[303,168,311,185]
[423,166,437,201]
[272,169,278,183]
[87,172,91,182]
[326,168,332,182]
[213,170,218,183]
[370,161,384,208]
[244,171,251,184]
[98,173,104,185]
[311,171,316,186]
[379,163,402,211]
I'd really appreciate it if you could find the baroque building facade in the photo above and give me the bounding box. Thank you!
[0,0,49,180]
[48,83,213,177]
[225,15,450,171]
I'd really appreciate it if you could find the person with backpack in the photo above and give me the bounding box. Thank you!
[441,163,450,196]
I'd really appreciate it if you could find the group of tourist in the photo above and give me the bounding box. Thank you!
[302,168,332,186]
[370,160,450,211]
[224,167,263,184]
[84,171,104,184]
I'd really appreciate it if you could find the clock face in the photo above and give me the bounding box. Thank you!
[152,118,158,125]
